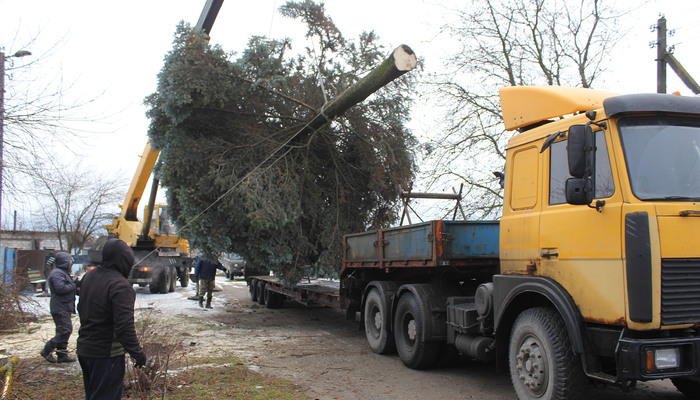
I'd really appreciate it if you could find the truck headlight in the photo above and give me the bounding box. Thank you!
[648,348,680,370]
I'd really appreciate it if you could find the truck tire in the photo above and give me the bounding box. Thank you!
[264,286,280,309]
[364,288,396,354]
[179,268,189,288]
[249,279,258,302]
[672,378,700,398]
[509,307,586,400]
[394,292,440,369]
[257,280,266,305]
[273,292,285,308]
[149,269,169,294]
[168,266,177,292]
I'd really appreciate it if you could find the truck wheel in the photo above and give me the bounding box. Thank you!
[168,266,177,292]
[179,268,189,288]
[509,307,586,400]
[672,378,700,398]
[394,292,440,369]
[249,279,258,302]
[257,280,266,305]
[150,269,169,294]
[365,288,396,354]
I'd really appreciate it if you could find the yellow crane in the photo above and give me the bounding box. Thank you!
[104,0,225,293]
[104,143,192,293]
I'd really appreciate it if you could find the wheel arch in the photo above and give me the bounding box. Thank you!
[493,275,593,374]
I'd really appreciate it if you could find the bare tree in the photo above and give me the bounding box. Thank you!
[419,0,624,220]
[2,29,103,222]
[31,162,125,252]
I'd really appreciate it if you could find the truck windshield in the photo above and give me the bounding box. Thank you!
[619,116,700,201]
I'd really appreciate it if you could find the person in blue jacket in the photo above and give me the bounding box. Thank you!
[194,255,225,309]
[40,252,78,363]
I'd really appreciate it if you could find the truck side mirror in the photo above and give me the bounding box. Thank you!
[567,125,588,178]
[565,177,592,205]
[566,123,596,206]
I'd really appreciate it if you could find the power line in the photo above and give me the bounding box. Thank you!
[268,0,277,38]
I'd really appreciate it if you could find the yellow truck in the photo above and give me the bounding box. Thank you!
[496,85,700,397]
[249,85,700,399]
[104,143,193,293]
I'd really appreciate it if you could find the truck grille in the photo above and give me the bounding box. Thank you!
[661,258,700,326]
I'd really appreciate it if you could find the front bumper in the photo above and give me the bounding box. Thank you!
[618,336,700,381]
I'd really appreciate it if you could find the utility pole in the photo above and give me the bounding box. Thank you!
[654,16,700,94]
[0,49,31,244]
[1,51,5,241]
[656,17,667,93]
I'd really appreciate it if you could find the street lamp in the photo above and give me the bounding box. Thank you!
[0,49,32,240]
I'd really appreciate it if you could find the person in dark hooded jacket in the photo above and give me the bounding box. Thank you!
[77,238,147,400]
[40,252,78,363]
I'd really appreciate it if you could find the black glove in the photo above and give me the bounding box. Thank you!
[134,352,147,368]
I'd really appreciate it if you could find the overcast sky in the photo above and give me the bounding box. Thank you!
[1,0,699,227]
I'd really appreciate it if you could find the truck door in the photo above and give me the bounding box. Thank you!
[538,129,626,325]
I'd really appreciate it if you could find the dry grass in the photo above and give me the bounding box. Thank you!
[2,307,308,399]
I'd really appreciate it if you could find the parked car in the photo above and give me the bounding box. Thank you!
[221,253,246,279]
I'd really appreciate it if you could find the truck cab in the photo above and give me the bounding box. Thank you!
[498,86,700,395]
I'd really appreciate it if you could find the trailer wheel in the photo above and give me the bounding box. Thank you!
[168,266,177,292]
[365,288,396,354]
[257,280,266,305]
[672,378,700,398]
[249,279,258,302]
[264,286,278,309]
[394,292,440,369]
[509,307,586,400]
[273,292,285,308]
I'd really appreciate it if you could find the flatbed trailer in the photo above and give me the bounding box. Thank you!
[247,219,499,313]
[250,276,342,309]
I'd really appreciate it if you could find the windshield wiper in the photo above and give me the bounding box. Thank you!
[644,196,700,201]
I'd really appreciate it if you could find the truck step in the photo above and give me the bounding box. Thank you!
[586,371,617,384]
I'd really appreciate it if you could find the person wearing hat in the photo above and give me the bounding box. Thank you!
[40,252,78,363]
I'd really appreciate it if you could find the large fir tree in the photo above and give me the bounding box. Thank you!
[145,1,416,284]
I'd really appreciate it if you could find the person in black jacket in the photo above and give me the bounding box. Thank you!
[40,252,77,363]
[77,238,147,400]
[194,255,225,309]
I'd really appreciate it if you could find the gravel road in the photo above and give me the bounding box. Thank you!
[2,276,690,400]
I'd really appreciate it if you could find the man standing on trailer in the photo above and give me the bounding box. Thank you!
[194,255,225,309]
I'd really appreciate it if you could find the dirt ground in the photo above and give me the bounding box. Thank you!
[1,276,691,400]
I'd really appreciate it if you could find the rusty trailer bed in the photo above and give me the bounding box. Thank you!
[254,276,342,309]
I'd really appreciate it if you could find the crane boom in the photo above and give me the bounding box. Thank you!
[196,0,224,34]
[114,0,224,228]
[104,1,223,294]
